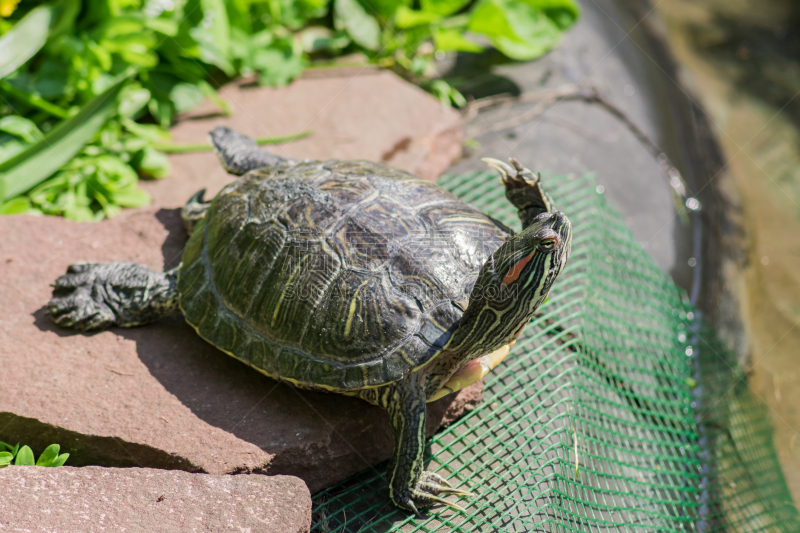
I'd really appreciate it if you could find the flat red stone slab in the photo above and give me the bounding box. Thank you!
[0,209,482,493]
[0,466,311,533]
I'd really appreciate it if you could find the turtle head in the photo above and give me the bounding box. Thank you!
[450,211,572,355]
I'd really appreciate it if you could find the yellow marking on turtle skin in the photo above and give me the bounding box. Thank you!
[395,347,417,367]
[437,215,495,225]
[344,279,371,337]
[428,344,510,402]
[271,256,308,327]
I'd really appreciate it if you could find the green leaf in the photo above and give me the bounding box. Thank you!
[121,119,170,143]
[334,0,382,51]
[169,83,205,114]
[0,452,12,467]
[0,77,128,201]
[133,147,170,179]
[423,0,471,16]
[201,0,231,57]
[468,0,563,61]
[14,445,34,466]
[428,79,467,107]
[144,18,179,37]
[111,186,151,208]
[49,453,70,468]
[0,117,43,143]
[0,196,31,215]
[36,444,60,466]
[0,4,54,79]
[118,87,152,118]
[433,28,483,52]
[395,6,441,28]
[522,0,580,29]
[299,27,351,54]
[0,441,18,455]
[0,137,28,163]
[254,46,306,87]
[468,0,517,43]
[188,0,234,75]
[360,0,409,19]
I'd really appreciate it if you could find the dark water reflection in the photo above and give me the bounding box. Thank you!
[656,0,800,505]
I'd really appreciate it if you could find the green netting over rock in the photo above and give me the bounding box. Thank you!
[310,171,800,532]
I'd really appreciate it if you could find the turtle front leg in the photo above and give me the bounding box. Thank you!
[387,377,473,514]
[48,262,180,331]
[483,157,556,229]
[181,189,211,236]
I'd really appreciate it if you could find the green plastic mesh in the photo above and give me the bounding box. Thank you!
[309,171,800,532]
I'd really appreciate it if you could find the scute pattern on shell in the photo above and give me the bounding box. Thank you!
[178,160,510,391]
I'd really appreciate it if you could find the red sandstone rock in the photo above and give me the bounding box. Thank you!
[0,209,482,493]
[0,466,311,533]
[140,69,463,207]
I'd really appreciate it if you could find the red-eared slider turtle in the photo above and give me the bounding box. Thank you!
[47,127,572,513]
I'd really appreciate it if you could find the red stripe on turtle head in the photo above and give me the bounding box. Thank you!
[501,251,535,287]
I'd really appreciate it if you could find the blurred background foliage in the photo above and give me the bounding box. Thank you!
[0,0,578,221]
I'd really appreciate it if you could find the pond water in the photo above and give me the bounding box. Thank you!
[655,0,800,503]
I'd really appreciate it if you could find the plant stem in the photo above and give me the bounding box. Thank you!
[305,60,373,71]
[153,130,313,154]
[0,80,69,119]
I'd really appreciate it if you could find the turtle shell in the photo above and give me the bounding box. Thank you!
[178,160,509,391]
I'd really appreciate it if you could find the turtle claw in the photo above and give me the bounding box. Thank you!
[404,499,421,516]
[436,487,475,497]
[397,472,472,514]
[482,157,518,183]
[482,157,539,188]
[422,495,467,514]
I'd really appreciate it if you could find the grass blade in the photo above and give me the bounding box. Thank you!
[0,4,54,79]
[0,78,127,200]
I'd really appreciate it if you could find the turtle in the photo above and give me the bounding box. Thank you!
[47,127,572,513]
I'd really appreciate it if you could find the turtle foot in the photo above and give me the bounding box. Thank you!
[396,472,473,515]
[483,157,556,228]
[48,262,179,331]
[483,156,535,185]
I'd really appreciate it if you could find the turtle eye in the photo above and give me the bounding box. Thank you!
[540,238,557,250]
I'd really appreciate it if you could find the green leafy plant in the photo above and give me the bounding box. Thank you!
[0,441,70,467]
[0,0,578,220]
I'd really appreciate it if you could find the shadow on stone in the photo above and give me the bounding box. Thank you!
[154,207,189,270]
[0,412,198,471]
[114,316,472,491]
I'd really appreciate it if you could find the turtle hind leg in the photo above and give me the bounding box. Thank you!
[48,263,180,331]
[209,126,295,175]
[483,157,556,229]
[181,189,211,236]
[386,378,474,514]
